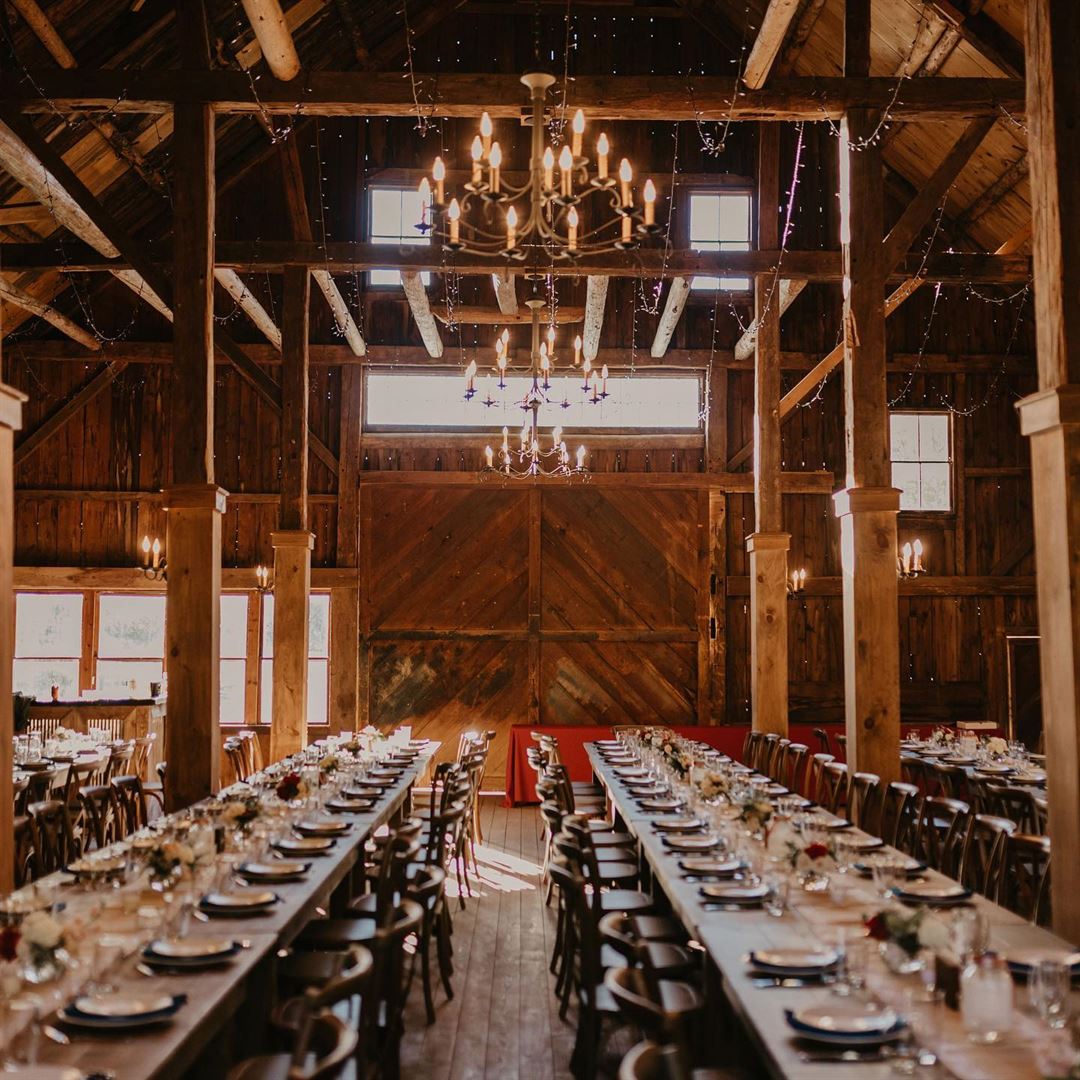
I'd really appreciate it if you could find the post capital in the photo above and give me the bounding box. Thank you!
[1016,385,1080,436]
[745,531,791,553]
[162,483,228,513]
[0,382,28,432]
[833,486,902,518]
[271,530,315,551]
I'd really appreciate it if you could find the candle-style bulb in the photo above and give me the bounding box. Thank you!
[448,197,461,243]
[141,535,150,554]
[573,334,582,365]
[570,108,585,157]
[596,132,610,179]
[489,142,502,168]
[643,178,656,225]
[558,144,574,172]
[432,156,445,181]
[480,111,493,141]
[576,445,586,469]
[505,204,517,249]
[471,135,483,162]
[485,445,494,468]
[619,158,633,207]
[542,146,555,191]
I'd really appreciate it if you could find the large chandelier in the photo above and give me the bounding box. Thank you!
[478,289,592,479]
[417,72,662,260]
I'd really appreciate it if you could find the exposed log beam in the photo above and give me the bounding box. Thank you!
[238,0,301,80]
[743,0,803,89]
[312,269,365,356]
[213,268,282,350]
[733,278,806,361]
[881,115,996,274]
[0,277,99,351]
[3,242,1028,283]
[14,360,128,465]
[650,277,691,358]
[582,276,609,362]
[368,0,469,69]
[401,271,443,358]
[0,71,1026,121]
[926,1,1025,78]
[8,0,77,67]
[435,305,584,326]
[109,269,173,320]
[491,270,518,316]
[776,0,826,73]
[954,154,1029,234]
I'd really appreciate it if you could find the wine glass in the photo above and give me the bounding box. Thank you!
[1028,958,1071,1029]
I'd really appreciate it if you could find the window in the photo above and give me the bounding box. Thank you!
[364,372,702,430]
[97,594,166,697]
[891,412,952,511]
[220,594,249,724]
[13,593,83,701]
[369,187,430,287]
[259,593,331,726]
[688,191,752,292]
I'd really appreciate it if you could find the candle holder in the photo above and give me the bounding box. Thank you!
[137,535,167,583]
[255,565,273,594]
[897,539,926,579]
[787,568,808,599]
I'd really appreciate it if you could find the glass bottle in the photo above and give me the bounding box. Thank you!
[961,954,1013,1044]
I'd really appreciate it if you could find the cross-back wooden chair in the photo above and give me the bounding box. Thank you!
[811,728,831,755]
[848,772,882,832]
[1000,834,1051,926]
[779,743,809,794]
[111,775,149,838]
[13,816,34,887]
[132,733,157,781]
[78,785,120,850]
[28,799,80,875]
[982,783,1044,835]
[959,813,1017,898]
[916,796,970,877]
[103,741,135,783]
[879,782,922,854]
[820,761,849,816]
[805,753,835,803]
[12,774,30,816]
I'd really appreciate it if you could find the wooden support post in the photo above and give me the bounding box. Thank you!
[330,366,362,735]
[528,488,541,726]
[0,383,27,894]
[834,0,901,783]
[1016,0,1080,943]
[270,266,313,759]
[165,91,224,811]
[697,487,727,725]
[749,123,790,737]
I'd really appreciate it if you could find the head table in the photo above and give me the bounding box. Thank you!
[0,733,438,1078]
[586,741,1074,1080]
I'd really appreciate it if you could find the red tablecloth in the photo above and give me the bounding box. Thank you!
[503,722,953,805]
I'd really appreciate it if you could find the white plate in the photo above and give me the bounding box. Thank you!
[652,817,705,832]
[752,948,840,972]
[274,837,334,853]
[240,860,307,878]
[844,834,885,850]
[295,820,348,835]
[700,883,768,903]
[792,1004,899,1035]
[680,857,743,875]
[74,992,174,1019]
[1003,948,1080,969]
[895,881,967,900]
[975,765,1014,775]
[202,889,277,908]
[148,937,235,959]
[662,835,721,851]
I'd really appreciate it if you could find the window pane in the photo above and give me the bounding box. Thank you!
[221,595,249,660]
[892,462,921,510]
[370,188,431,287]
[261,595,274,659]
[365,373,701,429]
[919,413,950,462]
[13,659,79,701]
[890,414,920,462]
[15,593,82,658]
[307,660,329,726]
[220,659,247,724]
[260,658,273,724]
[369,269,431,287]
[689,194,721,245]
[716,196,751,242]
[309,595,330,658]
[96,660,163,698]
[690,193,751,292]
[920,462,951,511]
[98,595,166,658]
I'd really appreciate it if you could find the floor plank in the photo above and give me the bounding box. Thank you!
[399,800,574,1080]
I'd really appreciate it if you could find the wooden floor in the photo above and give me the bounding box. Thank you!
[400,801,576,1080]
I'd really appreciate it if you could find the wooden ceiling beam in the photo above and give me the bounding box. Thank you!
[237,0,301,80]
[733,278,806,361]
[213,268,282,350]
[925,1,1024,78]
[8,0,77,68]
[743,0,803,89]
[0,276,99,351]
[401,271,443,357]
[582,276,609,362]
[491,270,518,316]
[0,71,1026,121]
[435,305,586,326]
[650,277,690,358]
[954,153,1029,234]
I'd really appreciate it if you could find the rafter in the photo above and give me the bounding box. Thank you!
[402,272,443,358]
[213,269,282,350]
[237,0,301,80]
[491,270,518,316]
[436,305,585,326]
[582,276,609,363]
[743,0,803,89]
[650,278,690,359]
[0,277,99,351]
[733,279,806,361]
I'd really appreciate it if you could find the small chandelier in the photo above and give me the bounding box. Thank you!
[138,535,166,582]
[418,72,662,260]
[480,294,589,480]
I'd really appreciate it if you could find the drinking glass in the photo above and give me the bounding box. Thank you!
[1028,958,1071,1029]
[762,872,789,918]
[871,861,899,900]
[950,907,989,964]
[961,955,1013,1044]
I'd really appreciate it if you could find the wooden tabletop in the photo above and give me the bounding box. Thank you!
[26,744,437,1079]
[587,745,1071,1080]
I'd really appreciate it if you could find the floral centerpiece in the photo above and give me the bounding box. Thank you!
[985,736,1009,757]
[222,795,261,831]
[145,839,195,886]
[785,836,837,892]
[697,769,729,801]
[15,911,69,984]
[736,792,773,837]
[275,771,309,802]
[929,727,955,747]
[318,752,341,778]
[865,905,950,973]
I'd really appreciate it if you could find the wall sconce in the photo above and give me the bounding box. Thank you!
[787,568,807,598]
[138,534,167,582]
[255,564,273,594]
[898,538,925,579]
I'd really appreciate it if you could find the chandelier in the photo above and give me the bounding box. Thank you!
[417,72,662,260]
[478,290,591,479]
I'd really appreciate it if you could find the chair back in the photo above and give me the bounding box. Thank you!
[959,813,1017,897]
[848,772,881,832]
[821,761,849,815]
[422,802,466,869]
[1000,833,1051,925]
[61,759,101,808]
[364,900,424,1079]
[806,753,834,803]
[618,1041,693,1080]
[811,728,831,755]
[132,733,157,781]
[917,796,971,876]
[282,1009,359,1080]
[28,799,79,875]
[743,731,764,769]
[111,775,149,837]
[13,816,33,887]
[12,775,30,816]
[224,739,248,784]
[78,785,119,850]
[880,782,921,853]
[26,767,58,806]
[780,743,809,793]
[766,737,790,778]
[104,741,135,783]
[930,761,968,800]
[757,733,780,773]
[983,784,1043,835]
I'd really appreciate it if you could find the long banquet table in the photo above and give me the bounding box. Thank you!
[23,743,438,1079]
[586,743,1072,1080]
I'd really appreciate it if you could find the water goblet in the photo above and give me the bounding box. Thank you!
[762,872,790,918]
[1029,958,1071,1030]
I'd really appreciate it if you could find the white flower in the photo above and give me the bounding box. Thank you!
[21,911,63,951]
[916,912,950,952]
[162,841,195,867]
[986,737,1008,756]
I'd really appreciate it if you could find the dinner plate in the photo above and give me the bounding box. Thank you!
[892,881,972,906]
[974,764,1014,775]
[651,816,705,833]
[699,882,768,904]
[273,836,335,855]
[942,756,977,766]
[238,860,309,881]
[920,748,950,758]
[613,767,648,777]
[295,819,350,836]
[143,937,240,967]
[854,859,925,878]
[821,817,854,831]
[750,948,840,974]
[843,834,884,850]
[785,1005,906,1045]
[1013,770,1048,784]
[62,993,185,1030]
[662,834,721,852]
[368,767,404,778]
[1002,948,1080,973]
[343,787,383,798]
[637,798,683,812]
[679,857,744,876]
[763,784,789,797]
[358,777,396,788]
[199,889,279,915]
[325,798,375,814]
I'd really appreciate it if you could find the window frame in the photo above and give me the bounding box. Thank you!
[94,592,168,698]
[12,591,84,701]
[257,591,332,727]
[679,184,756,298]
[889,408,955,514]
[366,185,432,289]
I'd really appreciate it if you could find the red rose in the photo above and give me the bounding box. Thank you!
[805,842,829,861]
[0,926,20,962]
[865,914,889,941]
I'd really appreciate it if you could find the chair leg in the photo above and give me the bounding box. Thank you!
[420,917,436,1025]
[436,907,455,999]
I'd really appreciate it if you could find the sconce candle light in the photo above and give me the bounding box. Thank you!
[255,564,273,593]
[898,538,925,579]
[138,535,167,582]
[787,568,808,598]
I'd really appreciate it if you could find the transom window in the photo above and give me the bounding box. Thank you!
[369,187,430,287]
[13,593,83,701]
[364,372,702,430]
[688,191,752,292]
[891,411,952,512]
[97,594,166,697]
[259,593,331,726]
